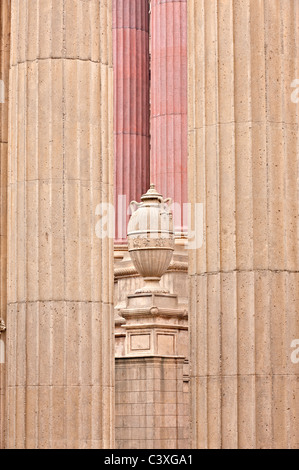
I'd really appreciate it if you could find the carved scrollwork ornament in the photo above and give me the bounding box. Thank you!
[0,318,6,335]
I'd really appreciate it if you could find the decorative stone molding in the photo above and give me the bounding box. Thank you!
[0,319,6,334]
[114,265,139,279]
[114,259,188,280]
[128,236,174,251]
[117,292,188,358]
[168,260,188,272]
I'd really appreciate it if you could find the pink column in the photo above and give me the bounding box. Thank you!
[151,0,188,235]
[113,0,150,243]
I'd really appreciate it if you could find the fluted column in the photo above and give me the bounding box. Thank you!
[188,0,299,448]
[151,0,188,234]
[113,0,150,242]
[6,0,114,449]
[0,0,10,450]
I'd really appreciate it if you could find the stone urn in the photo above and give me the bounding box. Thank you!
[127,184,175,293]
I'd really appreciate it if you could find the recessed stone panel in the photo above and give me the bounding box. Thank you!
[130,333,151,351]
[157,333,175,356]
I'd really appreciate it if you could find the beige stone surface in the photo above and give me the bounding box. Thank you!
[0,0,10,450]
[1,0,298,451]
[5,0,114,449]
[115,357,189,449]
[188,0,299,449]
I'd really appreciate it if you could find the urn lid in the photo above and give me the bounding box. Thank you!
[141,184,163,203]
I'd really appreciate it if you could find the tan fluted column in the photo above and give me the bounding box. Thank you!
[0,0,10,450]
[188,0,299,448]
[6,0,114,449]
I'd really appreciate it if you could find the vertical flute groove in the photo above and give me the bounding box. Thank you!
[113,0,150,243]
[6,0,114,449]
[0,0,10,450]
[151,0,188,233]
[188,0,299,449]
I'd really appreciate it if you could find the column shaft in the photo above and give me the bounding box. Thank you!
[188,0,299,449]
[113,0,150,242]
[0,0,10,450]
[6,0,114,449]
[151,0,188,234]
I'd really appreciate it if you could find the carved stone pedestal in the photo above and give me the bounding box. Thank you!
[115,288,189,449]
[117,292,188,358]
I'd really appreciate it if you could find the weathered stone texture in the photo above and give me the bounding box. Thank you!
[188,0,299,449]
[5,0,114,449]
[115,357,189,449]
[0,0,10,450]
